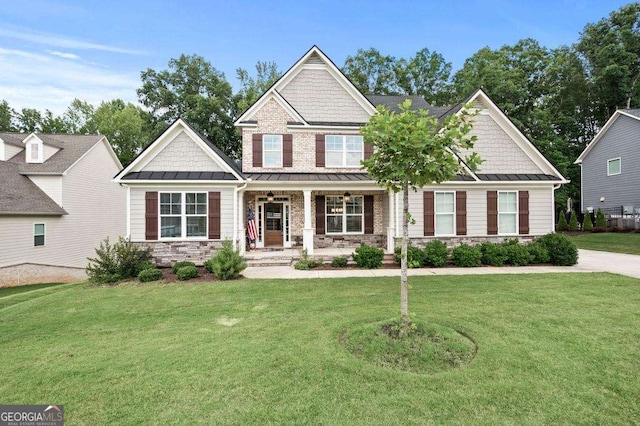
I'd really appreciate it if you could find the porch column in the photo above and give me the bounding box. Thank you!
[386,190,396,253]
[238,190,246,255]
[303,189,314,255]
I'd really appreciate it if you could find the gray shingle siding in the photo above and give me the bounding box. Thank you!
[581,114,640,212]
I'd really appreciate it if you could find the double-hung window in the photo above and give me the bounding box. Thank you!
[160,192,207,238]
[326,195,364,234]
[607,158,621,176]
[34,223,45,246]
[325,135,363,167]
[498,191,518,234]
[263,135,283,168]
[435,192,455,236]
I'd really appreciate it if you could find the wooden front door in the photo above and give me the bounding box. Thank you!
[264,203,283,247]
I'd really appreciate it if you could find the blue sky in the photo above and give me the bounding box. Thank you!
[0,0,632,114]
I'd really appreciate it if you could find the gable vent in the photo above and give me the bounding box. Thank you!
[305,52,324,65]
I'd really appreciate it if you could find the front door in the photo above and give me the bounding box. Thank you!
[264,203,283,247]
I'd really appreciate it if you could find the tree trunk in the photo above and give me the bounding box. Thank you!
[400,181,409,324]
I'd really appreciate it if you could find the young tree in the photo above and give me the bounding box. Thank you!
[361,100,480,328]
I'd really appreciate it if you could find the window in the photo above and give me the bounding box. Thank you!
[435,192,455,235]
[607,158,621,176]
[326,195,363,234]
[325,135,363,167]
[34,223,45,246]
[160,192,207,238]
[263,135,283,167]
[27,141,42,163]
[498,191,517,234]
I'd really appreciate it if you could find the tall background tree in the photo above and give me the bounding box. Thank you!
[361,100,480,328]
[0,100,16,131]
[234,61,282,117]
[137,54,239,157]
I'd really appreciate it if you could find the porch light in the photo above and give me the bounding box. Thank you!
[267,191,275,203]
[343,192,351,203]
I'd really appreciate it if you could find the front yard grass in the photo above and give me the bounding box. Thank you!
[0,274,638,424]
[568,232,640,255]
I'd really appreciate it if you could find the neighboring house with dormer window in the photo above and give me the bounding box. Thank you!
[575,109,640,216]
[0,132,125,285]
[115,46,567,265]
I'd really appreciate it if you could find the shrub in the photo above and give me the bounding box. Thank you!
[527,241,550,264]
[352,243,384,269]
[556,211,569,232]
[176,265,199,280]
[536,233,579,266]
[86,237,151,284]
[582,211,593,231]
[172,261,196,274]
[424,240,449,267]
[504,241,532,266]
[479,242,507,266]
[204,240,247,280]
[451,244,482,267]
[293,248,322,271]
[568,210,579,232]
[595,208,607,228]
[138,268,163,282]
[394,243,425,268]
[138,261,156,272]
[331,257,348,268]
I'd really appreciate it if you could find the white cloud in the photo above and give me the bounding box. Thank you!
[0,26,147,55]
[46,50,80,60]
[0,47,140,114]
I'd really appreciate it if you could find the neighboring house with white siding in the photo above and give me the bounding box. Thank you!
[0,132,125,285]
[575,109,640,215]
[115,46,567,265]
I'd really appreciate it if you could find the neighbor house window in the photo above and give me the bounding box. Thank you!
[27,141,42,163]
[263,135,283,167]
[435,192,455,236]
[160,192,207,238]
[34,223,45,246]
[325,135,363,167]
[326,195,363,233]
[607,158,621,176]
[498,191,517,234]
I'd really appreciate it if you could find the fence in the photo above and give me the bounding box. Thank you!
[558,208,640,231]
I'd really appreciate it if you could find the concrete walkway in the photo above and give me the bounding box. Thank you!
[242,249,640,280]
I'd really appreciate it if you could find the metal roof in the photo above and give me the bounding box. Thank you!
[121,171,239,181]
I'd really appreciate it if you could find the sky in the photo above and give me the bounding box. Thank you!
[0,0,634,114]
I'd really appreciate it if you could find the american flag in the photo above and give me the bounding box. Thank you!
[247,205,258,242]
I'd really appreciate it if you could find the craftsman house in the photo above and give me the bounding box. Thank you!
[0,132,125,285]
[575,109,640,216]
[114,46,567,265]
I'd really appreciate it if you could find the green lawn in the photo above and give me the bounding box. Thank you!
[1,274,639,424]
[568,232,640,255]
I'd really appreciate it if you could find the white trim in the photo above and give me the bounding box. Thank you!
[497,190,518,235]
[33,222,46,247]
[114,118,243,182]
[24,134,44,164]
[434,191,456,237]
[607,157,621,176]
[126,185,131,238]
[255,196,291,248]
[576,110,640,164]
[324,134,364,168]
[158,191,208,240]
[325,194,365,235]
[262,134,284,168]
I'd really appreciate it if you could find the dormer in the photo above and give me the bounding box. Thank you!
[24,134,44,163]
[0,137,4,161]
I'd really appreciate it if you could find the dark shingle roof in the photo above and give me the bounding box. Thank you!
[365,95,452,118]
[0,133,26,147]
[0,161,67,215]
[121,171,238,181]
[7,133,106,174]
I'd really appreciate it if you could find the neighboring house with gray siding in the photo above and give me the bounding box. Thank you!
[116,46,568,265]
[0,132,125,286]
[575,109,640,214]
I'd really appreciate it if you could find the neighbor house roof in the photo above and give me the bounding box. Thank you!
[365,95,452,118]
[575,109,640,164]
[7,133,106,174]
[0,161,67,215]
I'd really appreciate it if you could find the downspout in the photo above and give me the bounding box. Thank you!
[552,184,562,232]
[233,182,249,250]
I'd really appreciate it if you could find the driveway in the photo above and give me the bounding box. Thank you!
[243,249,640,280]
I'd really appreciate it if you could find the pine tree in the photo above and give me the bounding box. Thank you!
[582,211,593,231]
[568,210,579,231]
[557,211,569,232]
[595,208,607,228]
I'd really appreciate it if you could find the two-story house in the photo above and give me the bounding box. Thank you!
[0,132,125,285]
[114,46,567,265]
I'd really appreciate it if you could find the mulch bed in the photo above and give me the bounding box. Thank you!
[160,267,222,283]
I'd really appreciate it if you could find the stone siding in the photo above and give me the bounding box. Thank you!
[403,235,536,249]
[136,241,225,267]
[0,264,86,287]
[314,234,386,249]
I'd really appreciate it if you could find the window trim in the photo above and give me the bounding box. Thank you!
[262,134,283,168]
[159,192,208,240]
[497,191,518,235]
[434,191,456,237]
[607,157,621,176]
[325,195,364,235]
[26,141,43,163]
[33,223,45,247]
[325,135,364,168]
